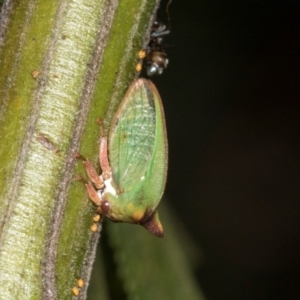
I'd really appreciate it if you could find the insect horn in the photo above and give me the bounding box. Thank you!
[140,210,164,238]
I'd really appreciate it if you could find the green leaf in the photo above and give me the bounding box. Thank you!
[89,203,206,300]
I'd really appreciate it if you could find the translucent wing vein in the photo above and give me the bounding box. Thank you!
[109,80,156,192]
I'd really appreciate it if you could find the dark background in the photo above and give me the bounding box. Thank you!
[152,0,300,299]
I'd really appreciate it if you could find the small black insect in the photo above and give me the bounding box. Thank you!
[146,21,170,76]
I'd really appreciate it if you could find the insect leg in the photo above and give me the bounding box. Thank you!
[84,182,102,207]
[97,119,111,180]
[74,152,104,189]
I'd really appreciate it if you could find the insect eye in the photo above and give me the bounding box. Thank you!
[101,200,110,213]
